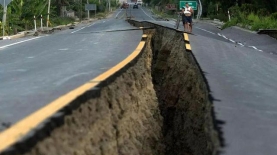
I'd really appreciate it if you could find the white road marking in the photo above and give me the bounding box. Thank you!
[195,27,216,35]
[222,35,228,39]
[229,39,235,43]
[238,43,244,46]
[0,37,42,49]
[71,27,86,33]
[140,8,156,21]
[27,57,35,59]
[249,46,258,50]
[115,9,122,18]
[87,23,96,27]
[167,19,268,53]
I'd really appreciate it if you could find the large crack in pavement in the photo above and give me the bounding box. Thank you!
[145,22,220,155]
[1,21,220,155]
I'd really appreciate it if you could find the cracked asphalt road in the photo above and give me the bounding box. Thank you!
[129,6,277,155]
[2,4,277,155]
[0,9,144,131]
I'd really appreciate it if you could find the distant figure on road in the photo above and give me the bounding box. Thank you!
[182,3,193,33]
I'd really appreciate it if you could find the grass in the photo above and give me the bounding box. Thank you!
[51,17,75,27]
[222,12,277,31]
[222,17,238,29]
[96,12,108,18]
[50,10,112,27]
[4,9,115,35]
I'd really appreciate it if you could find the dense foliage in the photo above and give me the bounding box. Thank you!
[202,0,277,30]
[144,0,277,14]
[146,0,277,30]
[0,0,119,35]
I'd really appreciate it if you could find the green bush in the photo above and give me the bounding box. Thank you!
[98,4,106,12]
[220,7,277,31]
[51,17,75,26]
[247,12,259,24]
[237,11,249,26]
[215,13,228,22]
[261,17,277,29]
[257,8,268,17]
[222,17,238,29]
[240,4,257,15]
[229,5,240,18]
[96,12,107,18]
[207,2,216,16]
[249,16,277,31]
[209,14,215,20]
[271,12,277,20]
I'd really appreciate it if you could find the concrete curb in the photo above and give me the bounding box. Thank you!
[0,32,27,40]
[10,32,25,39]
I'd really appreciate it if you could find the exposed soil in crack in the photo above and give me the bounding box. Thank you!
[1,21,219,155]
[149,24,219,155]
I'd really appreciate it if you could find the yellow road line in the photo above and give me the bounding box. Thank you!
[0,82,99,152]
[186,43,192,51]
[0,36,146,153]
[183,33,192,52]
[142,34,147,38]
[184,33,189,42]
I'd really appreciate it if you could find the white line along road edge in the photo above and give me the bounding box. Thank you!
[71,22,98,34]
[71,27,86,34]
[195,27,216,35]
[0,37,42,49]
[115,9,122,18]
[140,7,156,21]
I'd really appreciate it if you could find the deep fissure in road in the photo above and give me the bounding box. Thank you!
[147,25,219,155]
[1,23,219,155]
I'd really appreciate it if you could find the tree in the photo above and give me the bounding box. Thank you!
[8,0,48,31]
[55,0,70,17]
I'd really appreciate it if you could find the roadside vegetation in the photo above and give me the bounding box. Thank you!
[0,0,120,36]
[144,0,277,31]
[222,5,277,30]
[203,0,277,31]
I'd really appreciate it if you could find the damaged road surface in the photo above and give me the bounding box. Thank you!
[0,19,143,131]
[0,18,219,155]
[129,6,277,153]
[130,8,277,154]
[2,6,277,155]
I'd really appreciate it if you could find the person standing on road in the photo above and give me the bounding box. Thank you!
[181,7,186,31]
[183,3,193,33]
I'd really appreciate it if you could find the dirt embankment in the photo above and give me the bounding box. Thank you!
[150,25,219,155]
[2,32,164,155]
[2,22,219,155]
